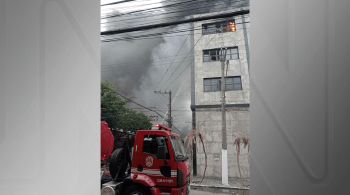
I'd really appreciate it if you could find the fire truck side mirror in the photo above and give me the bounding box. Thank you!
[158,145,166,159]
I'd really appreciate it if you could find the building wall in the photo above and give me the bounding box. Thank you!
[195,107,250,178]
[194,13,250,106]
[193,11,250,178]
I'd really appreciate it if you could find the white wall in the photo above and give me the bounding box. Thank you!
[192,11,250,178]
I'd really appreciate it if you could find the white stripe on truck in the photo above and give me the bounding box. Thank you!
[131,168,177,177]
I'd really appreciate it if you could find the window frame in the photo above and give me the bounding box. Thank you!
[203,76,242,92]
[203,47,239,62]
[202,20,236,35]
[142,135,170,159]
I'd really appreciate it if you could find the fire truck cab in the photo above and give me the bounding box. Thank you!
[101,124,190,195]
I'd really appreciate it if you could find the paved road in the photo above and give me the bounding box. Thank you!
[190,190,226,195]
[190,189,249,195]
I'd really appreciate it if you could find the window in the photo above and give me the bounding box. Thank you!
[142,135,169,159]
[203,76,242,92]
[202,20,235,35]
[203,47,239,62]
[169,136,187,161]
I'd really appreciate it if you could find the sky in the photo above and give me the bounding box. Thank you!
[100,0,249,137]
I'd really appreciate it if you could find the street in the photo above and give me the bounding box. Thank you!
[191,189,249,195]
[191,190,223,195]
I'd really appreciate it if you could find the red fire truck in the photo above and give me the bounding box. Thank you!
[101,124,190,195]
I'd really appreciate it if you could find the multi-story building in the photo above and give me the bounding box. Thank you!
[191,10,250,179]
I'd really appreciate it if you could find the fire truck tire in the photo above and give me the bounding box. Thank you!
[109,148,127,179]
[122,185,150,195]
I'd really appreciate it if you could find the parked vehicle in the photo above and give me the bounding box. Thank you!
[101,124,190,195]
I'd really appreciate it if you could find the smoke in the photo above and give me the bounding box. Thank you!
[101,0,249,136]
[129,21,194,137]
[101,34,165,94]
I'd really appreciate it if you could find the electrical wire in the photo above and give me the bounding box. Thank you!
[101,59,195,71]
[101,53,195,67]
[102,26,249,42]
[164,26,248,102]
[164,33,247,91]
[101,1,250,136]
[101,13,248,32]
[153,15,204,91]
[102,0,158,7]
[102,0,243,19]
[162,16,248,91]
[102,0,208,19]
[101,1,249,33]
[160,0,242,91]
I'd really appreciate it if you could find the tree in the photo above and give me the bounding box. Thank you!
[101,82,152,132]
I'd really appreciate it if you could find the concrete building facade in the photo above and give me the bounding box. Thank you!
[191,11,250,179]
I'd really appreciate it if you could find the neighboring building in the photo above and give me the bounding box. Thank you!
[191,10,250,179]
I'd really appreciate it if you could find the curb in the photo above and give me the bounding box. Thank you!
[190,183,249,190]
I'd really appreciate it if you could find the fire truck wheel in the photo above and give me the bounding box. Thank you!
[122,185,150,195]
[109,148,127,179]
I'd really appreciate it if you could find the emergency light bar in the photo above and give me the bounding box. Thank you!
[153,124,171,132]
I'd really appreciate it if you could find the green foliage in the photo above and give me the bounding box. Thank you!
[101,82,152,132]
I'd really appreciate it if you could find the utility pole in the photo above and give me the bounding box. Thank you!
[190,15,197,176]
[169,91,172,128]
[154,90,172,128]
[241,14,250,74]
[220,48,229,185]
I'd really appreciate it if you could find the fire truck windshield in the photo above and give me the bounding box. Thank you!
[169,136,187,161]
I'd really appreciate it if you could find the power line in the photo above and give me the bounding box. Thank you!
[103,17,249,142]
[102,0,146,7]
[101,53,195,67]
[101,1,247,25]
[162,32,218,90]
[155,93,170,124]
[168,18,249,107]
[101,10,248,29]
[153,16,200,91]
[114,90,165,119]
[102,0,244,21]
[101,10,249,35]
[101,26,249,42]
[163,11,248,90]
[101,59,195,70]
[102,0,206,19]
[155,93,191,133]
[153,10,207,92]
[164,33,247,91]
[101,29,251,72]
[161,1,240,91]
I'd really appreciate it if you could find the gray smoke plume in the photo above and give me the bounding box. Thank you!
[101,0,249,136]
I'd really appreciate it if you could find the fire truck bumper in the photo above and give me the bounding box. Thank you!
[151,184,190,195]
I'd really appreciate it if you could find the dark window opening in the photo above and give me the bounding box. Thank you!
[142,135,170,159]
[203,76,242,92]
[202,20,235,35]
[203,47,239,62]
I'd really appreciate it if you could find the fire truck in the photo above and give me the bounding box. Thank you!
[101,124,190,195]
